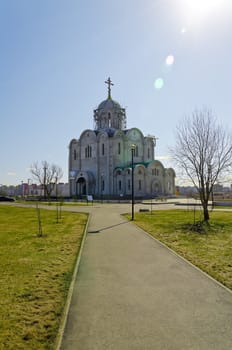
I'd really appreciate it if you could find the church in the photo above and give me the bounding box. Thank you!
[69,78,175,199]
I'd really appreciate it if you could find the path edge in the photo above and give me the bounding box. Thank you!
[55,213,91,350]
[138,223,232,295]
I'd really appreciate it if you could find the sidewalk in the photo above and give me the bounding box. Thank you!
[60,204,232,350]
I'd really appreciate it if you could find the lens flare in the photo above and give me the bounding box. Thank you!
[166,55,175,66]
[154,78,164,90]
[181,27,187,34]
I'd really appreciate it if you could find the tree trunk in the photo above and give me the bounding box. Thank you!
[202,203,209,221]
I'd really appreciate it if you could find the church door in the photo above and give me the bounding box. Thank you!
[152,181,161,195]
[76,177,87,197]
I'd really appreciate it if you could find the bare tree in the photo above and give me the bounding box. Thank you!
[30,161,63,199]
[171,109,232,221]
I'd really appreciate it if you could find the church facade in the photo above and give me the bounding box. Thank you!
[69,78,175,199]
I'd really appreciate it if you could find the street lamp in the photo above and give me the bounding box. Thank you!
[130,144,136,220]
[101,173,104,203]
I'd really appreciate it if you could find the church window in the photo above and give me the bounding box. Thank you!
[135,145,139,157]
[128,179,130,190]
[139,180,142,190]
[138,169,142,175]
[152,168,159,176]
[85,145,92,158]
[74,149,77,160]
[148,148,150,158]
[118,142,121,155]
[102,143,105,155]
[101,179,105,191]
[127,169,130,175]
[118,180,122,191]
[108,112,111,127]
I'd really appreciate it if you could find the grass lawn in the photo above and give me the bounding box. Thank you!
[0,205,88,350]
[127,209,232,291]
[17,200,89,206]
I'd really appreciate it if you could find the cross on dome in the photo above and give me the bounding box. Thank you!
[105,77,114,99]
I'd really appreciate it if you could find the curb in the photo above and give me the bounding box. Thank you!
[55,213,91,350]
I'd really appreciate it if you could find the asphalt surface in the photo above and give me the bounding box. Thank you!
[59,202,232,350]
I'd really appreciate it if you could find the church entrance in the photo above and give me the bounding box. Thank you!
[76,177,87,197]
[152,181,161,195]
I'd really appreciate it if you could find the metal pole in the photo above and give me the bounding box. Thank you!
[131,148,134,220]
[43,165,47,200]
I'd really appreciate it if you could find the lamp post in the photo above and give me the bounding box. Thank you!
[43,164,47,200]
[131,144,136,220]
[55,176,59,223]
[101,173,104,203]
[21,181,24,198]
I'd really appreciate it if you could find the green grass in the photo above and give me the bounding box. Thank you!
[126,209,232,291]
[0,205,88,350]
[16,200,88,206]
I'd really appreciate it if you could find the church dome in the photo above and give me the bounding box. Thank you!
[97,98,121,111]
[94,77,127,131]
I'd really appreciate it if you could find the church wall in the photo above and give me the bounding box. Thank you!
[97,133,110,195]
[143,138,154,163]
[164,168,176,195]
[112,133,125,169]
[79,130,98,178]
[134,165,146,196]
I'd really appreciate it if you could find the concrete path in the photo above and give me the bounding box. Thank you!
[58,203,232,349]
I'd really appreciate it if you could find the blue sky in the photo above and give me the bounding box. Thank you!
[1,0,232,186]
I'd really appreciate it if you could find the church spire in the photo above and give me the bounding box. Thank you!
[104,77,114,99]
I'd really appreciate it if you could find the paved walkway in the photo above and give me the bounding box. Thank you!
[58,203,232,350]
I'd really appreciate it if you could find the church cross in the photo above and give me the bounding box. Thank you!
[105,77,114,99]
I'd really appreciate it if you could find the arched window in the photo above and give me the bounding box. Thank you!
[102,143,105,155]
[74,149,77,160]
[135,145,139,157]
[85,145,92,158]
[152,168,159,176]
[118,180,122,191]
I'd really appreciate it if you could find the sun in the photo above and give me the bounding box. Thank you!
[178,0,229,23]
[185,0,222,16]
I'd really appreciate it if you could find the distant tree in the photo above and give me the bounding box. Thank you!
[171,109,232,222]
[30,161,63,199]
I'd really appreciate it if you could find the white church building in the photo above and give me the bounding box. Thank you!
[69,78,175,199]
